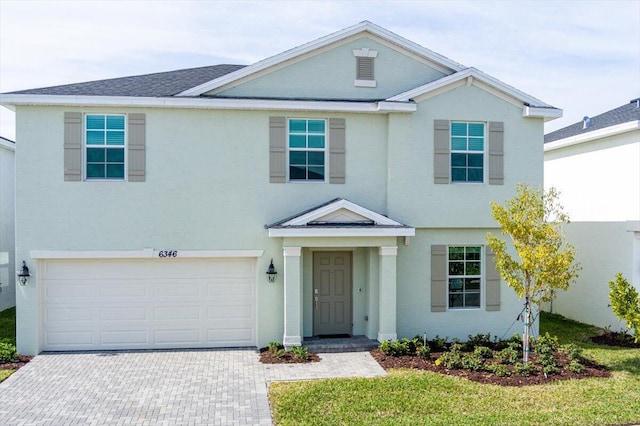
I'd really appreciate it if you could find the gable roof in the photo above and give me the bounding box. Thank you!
[545,98,640,143]
[178,21,465,97]
[7,65,245,97]
[267,198,415,237]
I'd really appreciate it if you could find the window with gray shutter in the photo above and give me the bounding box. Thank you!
[488,121,504,185]
[329,118,345,184]
[431,245,447,312]
[127,113,146,182]
[269,116,286,183]
[64,112,83,181]
[433,120,450,184]
[485,246,501,311]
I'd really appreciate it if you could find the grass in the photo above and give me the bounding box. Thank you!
[0,307,17,383]
[270,312,640,426]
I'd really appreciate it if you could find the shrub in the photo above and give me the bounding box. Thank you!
[429,335,449,352]
[487,363,511,377]
[562,343,583,360]
[495,347,519,365]
[466,333,493,350]
[416,345,431,359]
[514,362,536,377]
[608,273,640,343]
[0,342,18,364]
[534,333,559,355]
[379,339,409,357]
[461,353,484,371]
[567,359,584,373]
[474,346,493,359]
[438,344,463,369]
[290,346,309,360]
[268,341,283,353]
[537,353,557,368]
[543,364,559,375]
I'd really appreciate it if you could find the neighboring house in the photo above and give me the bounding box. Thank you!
[544,98,640,329]
[0,136,16,312]
[0,22,561,355]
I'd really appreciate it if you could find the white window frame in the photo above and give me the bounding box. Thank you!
[287,118,328,183]
[84,113,127,181]
[447,245,483,310]
[450,121,486,184]
[353,48,378,88]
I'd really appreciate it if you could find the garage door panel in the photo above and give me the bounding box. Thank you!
[41,258,257,351]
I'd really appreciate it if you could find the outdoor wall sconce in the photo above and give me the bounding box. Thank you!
[17,261,31,286]
[266,259,277,283]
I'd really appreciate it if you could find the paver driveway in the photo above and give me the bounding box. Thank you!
[0,349,386,425]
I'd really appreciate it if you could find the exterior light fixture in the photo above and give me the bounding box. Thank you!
[17,261,31,286]
[266,259,277,283]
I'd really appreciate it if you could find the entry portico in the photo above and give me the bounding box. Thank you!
[268,198,415,346]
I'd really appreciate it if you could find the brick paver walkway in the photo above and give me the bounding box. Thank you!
[0,349,386,425]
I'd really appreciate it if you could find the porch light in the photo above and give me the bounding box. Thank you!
[17,261,31,286]
[266,259,277,283]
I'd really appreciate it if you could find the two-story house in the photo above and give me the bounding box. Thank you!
[0,22,561,355]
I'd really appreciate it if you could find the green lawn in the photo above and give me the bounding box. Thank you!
[0,307,17,383]
[270,312,640,426]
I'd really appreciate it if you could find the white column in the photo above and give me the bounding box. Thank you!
[283,246,302,347]
[378,246,398,342]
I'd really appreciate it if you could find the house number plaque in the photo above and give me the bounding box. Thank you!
[158,250,178,258]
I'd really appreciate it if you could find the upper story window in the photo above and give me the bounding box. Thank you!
[451,122,485,183]
[353,48,377,88]
[85,114,126,180]
[448,246,482,309]
[288,119,326,181]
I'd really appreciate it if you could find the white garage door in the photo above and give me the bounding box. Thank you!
[41,258,256,351]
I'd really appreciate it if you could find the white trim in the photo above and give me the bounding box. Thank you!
[283,335,302,347]
[282,199,403,227]
[544,121,640,152]
[283,247,302,257]
[353,48,378,58]
[377,101,416,112]
[379,246,398,256]
[377,332,397,342]
[30,249,264,259]
[269,227,415,237]
[0,94,414,114]
[354,79,377,88]
[386,67,561,119]
[177,21,464,97]
[0,138,15,151]
[523,106,563,120]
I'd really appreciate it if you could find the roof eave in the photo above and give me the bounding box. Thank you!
[544,120,640,152]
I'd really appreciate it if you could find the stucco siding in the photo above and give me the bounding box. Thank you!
[212,36,448,100]
[550,222,638,329]
[0,142,15,311]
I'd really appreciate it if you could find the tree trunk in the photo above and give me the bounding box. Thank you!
[523,297,531,363]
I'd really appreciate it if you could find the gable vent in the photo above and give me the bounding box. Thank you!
[357,57,374,80]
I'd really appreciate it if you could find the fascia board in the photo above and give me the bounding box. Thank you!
[30,249,264,259]
[377,101,416,112]
[0,139,15,151]
[0,94,405,114]
[524,106,563,121]
[544,121,640,152]
[268,227,415,237]
[283,199,403,226]
[178,21,464,97]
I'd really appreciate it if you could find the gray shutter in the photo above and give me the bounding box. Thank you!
[127,113,146,182]
[356,57,374,80]
[64,112,83,181]
[269,116,286,183]
[329,118,346,184]
[485,246,501,311]
[433,120,450,184]
[431,245,447,312]
[488,121,504,185]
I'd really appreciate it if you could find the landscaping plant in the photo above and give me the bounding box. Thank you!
[608,272,640,343]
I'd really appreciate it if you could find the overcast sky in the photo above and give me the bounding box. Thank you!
[1,0,639,141]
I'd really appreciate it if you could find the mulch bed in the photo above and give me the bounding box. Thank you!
[0,355,33,371]
[590,332,640,348]
[370,349,610,386]
[259,347,321,364]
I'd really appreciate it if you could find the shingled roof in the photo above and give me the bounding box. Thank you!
[7,64,246,97]
[545,98,640,143]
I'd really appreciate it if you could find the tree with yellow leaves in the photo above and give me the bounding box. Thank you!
[487,183,580,363]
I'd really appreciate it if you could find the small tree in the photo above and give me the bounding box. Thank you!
[608,273,640,343]
[487,183,580,362]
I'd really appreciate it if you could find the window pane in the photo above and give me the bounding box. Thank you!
[468,137,484,151]
[307,120,325,133]
[86,115,105,130]
[468,168,483,182]
[106,115,125,130]
[468,123,484,137]
[451,122,467,137]
[468,154,483,167]
[86,164,105,178]
[308,135,325,149]
[451,168,467,182]
[449,278,464,291]
[449,294,464,308]
[466,247,481,260]
[467,262,481,275]
[308,166,324,180]
[451,153,467,167]
[449,247,464,260]
[466,278,481,290]
[106,148,124,162]
[289,165,306,180]
[106,164,124,179]
[106,131,124,146]
[451,137,467,151]
[449,262,464,275]
[289,135,306,148]
[86,131,105,145]
[289,119,306,133]
[308,151,324,166]
[465,293,480,307]
[289,151,306,165]
[86,148,105,162]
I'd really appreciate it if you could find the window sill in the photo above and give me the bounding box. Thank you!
[354,79,376,88]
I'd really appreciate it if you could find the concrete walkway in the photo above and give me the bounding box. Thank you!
[0,349,386,425]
